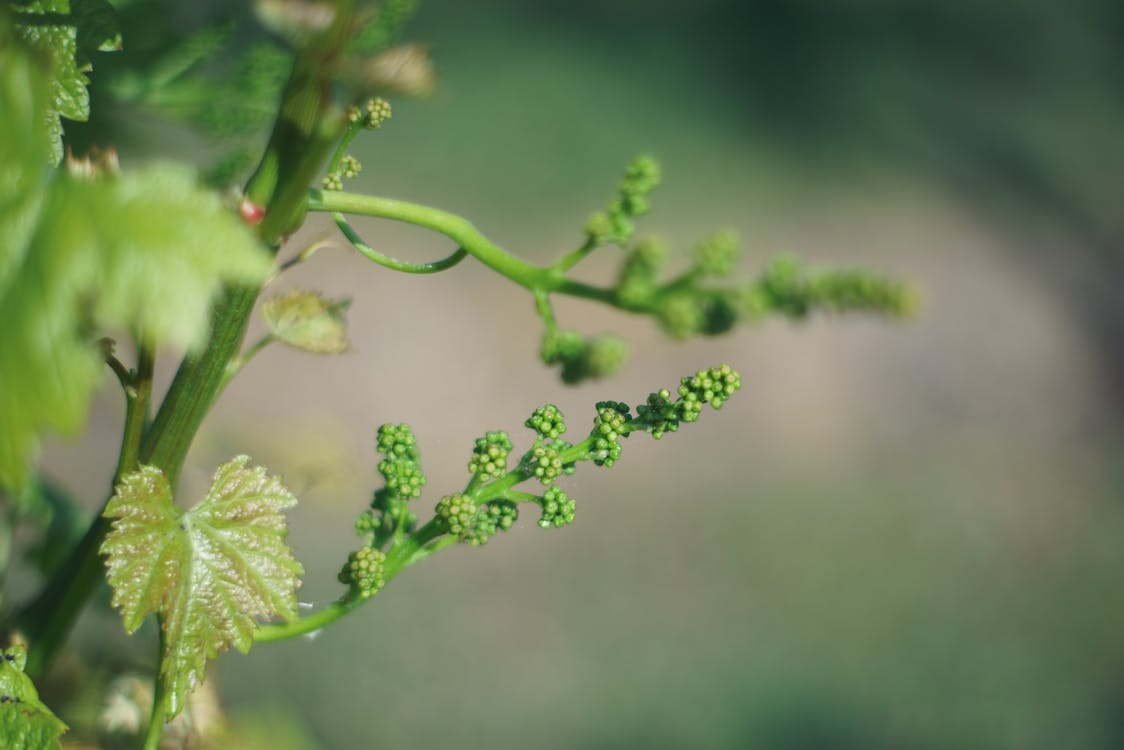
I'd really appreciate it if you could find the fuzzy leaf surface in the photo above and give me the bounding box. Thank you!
[263,290,351,354]
[11,0,121,161]
[101,458,304,718]
[0,24,272,491]
[0,646,68,750]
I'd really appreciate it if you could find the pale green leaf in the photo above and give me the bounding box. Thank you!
[262,290,351,354]
[0,645,68,750]
[11,0,121,162]
[101,458,304,718]
[0,25,272,491]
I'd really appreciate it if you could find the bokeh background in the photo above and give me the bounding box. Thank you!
[35,0,1124,748]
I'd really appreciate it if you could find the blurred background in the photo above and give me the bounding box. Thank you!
[34,0,1124,748]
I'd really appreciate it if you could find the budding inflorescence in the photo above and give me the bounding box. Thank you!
[591,401,632,467]
[742,256,916,321]
[526,404,567,440]
[376,423,425,500]
[339,546,387,599]
[466,501,518,546]
[435,493,479,540]
[340,366,740,599]
[539,330,628,385]
[541,154,907,389]
[636,364,742,438]
[583,154,662,248]
[468,431,514,481]
[365,97,393,128]
[349,97,392,129]
[322,154,364,191]
[616,236,667,308]
[691,230,740,278]
[527,441,575,485]
[537,486,575,528]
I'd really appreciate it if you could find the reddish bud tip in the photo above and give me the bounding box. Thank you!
[240,199,265,225]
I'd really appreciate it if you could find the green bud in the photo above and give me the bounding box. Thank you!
[364,97,392,129]
[466,501,518,546]
[676,364,741,415]
[692,230,739,278]
[375,423,425,499]
[582,335,628,380]
[636,388,680,439]
[526,404,567,440]
[658,292,704,340]
[354,510,376,535]
[435,493,479,540]
[591,401,631,467]
[339,154,362,179]
[526,441,574,485]
[468,431,514,481]
[538,486,576,528]
[339,546,387,599]
[698,291,740,336]
[619,154,661,204]
[540,329,585,365]
[584,211,614,246]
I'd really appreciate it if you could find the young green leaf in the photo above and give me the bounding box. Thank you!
[100,457,304,718]
[0,24,272,492]
[262,290,352,354]
[0,645,68,750]
[11,0,121,162]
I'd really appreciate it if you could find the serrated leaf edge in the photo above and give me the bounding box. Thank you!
[100,457,304,717]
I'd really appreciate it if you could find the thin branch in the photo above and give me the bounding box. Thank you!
[223,333,275,387]
[100,338,135,396]
[274,236,336,275]
[551,236,598,274]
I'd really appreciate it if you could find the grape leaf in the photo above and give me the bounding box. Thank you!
[0,645,68,750]
[11,0,122,162]
[0,24,273,491]
[263,290,351,354]
[101,457,304,718]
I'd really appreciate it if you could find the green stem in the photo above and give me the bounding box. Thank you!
[325,119,362,177]
[103,349,133,395]
[660,268,701,295]
[12,12,354,675]
[504,490,542,504]
[141,628,167,750]
[276,237,335,274]
[533,289,557,331]
[254,597,357,644]
[308,190,554,288]
[17,341,155,678]
[309,189,653,314]
[115,340,155,481]
[255,520,450,644]
[551,277,624,307]
[552,236,598,273]
[0,512,12,606]
[140,286,259,481]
